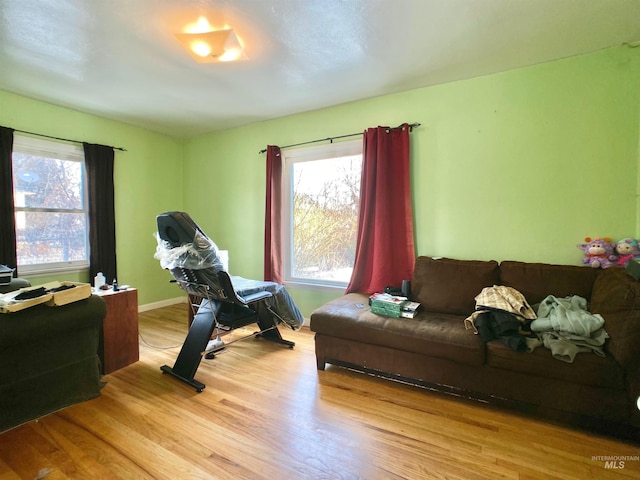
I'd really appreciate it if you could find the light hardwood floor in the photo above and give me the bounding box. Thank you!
[0,303,638,479]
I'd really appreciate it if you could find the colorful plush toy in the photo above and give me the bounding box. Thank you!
[614,238,640,266]
[577,237,616,268]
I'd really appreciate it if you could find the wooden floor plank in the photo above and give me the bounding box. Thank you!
[0,303,638,479]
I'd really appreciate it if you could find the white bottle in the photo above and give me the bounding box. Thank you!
[94,272,106,289]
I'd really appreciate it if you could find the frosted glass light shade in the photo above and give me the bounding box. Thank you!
[175,28,245,63]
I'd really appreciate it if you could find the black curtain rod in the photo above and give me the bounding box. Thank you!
[12,128,127,152]
[258,122,420,154]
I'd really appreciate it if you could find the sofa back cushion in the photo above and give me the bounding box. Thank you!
[499,261,599,306]
[412,256,499,315]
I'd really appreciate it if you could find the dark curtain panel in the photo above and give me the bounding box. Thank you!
[0,127,17,276]
[346,124,415,294]
[84,143,117,284]
[264,145,283,283]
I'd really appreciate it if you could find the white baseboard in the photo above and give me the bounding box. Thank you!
[138,296,187,313]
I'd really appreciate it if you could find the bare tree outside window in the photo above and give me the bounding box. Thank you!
[12,143,88,269]
[291,155,361,283]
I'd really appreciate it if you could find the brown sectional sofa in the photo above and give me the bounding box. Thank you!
[310,256,640,440]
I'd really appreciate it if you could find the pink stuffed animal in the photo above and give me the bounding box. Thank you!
[614,238,640,266]
[577,237,616,268]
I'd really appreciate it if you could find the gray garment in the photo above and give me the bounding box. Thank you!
[537,329,609,363]
[528,295,609,362]
[531,295,604,336]
[232,276,305,331]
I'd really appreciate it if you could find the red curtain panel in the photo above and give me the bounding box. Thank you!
[264,145,283,283]
[346,124,415,294]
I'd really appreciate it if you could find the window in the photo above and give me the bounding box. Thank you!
[282,140,362,288]
[12,135,89,274]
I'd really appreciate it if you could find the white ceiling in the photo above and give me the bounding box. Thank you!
[1,0,639,138]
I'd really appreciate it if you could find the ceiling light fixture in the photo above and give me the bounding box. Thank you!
[175,18,245,63]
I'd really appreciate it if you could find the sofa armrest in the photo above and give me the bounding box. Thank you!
[590,268,640,370]
[0,295,106,348]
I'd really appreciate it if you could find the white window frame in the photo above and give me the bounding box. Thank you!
[12,135,90,275]
[281,139,362,291]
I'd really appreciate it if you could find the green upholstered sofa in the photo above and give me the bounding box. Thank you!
[0,294,106,432]
[310,257,640,441]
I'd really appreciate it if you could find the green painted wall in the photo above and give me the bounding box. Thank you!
[0,90,184,305]
[2,46,639,317]
[184,46,640,317]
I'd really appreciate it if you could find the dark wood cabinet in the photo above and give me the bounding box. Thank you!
[99,288,139,374]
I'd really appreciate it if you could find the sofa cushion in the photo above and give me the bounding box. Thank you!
[411,256,499,315]
[485,340,624,390]
[589,267,640,367]
[499,261,599,306]
[310,293,486,366]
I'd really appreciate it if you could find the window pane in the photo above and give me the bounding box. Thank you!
[12,154,84,210]
[292,155,361,283]
[15,211,88,265]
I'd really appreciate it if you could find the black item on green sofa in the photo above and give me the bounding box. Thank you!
[0,277,30,294]
[0,295,106,432]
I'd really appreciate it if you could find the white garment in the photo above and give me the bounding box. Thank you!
[465,285,536,333]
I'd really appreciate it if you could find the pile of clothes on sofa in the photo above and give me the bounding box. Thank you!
[465,285,608,362]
